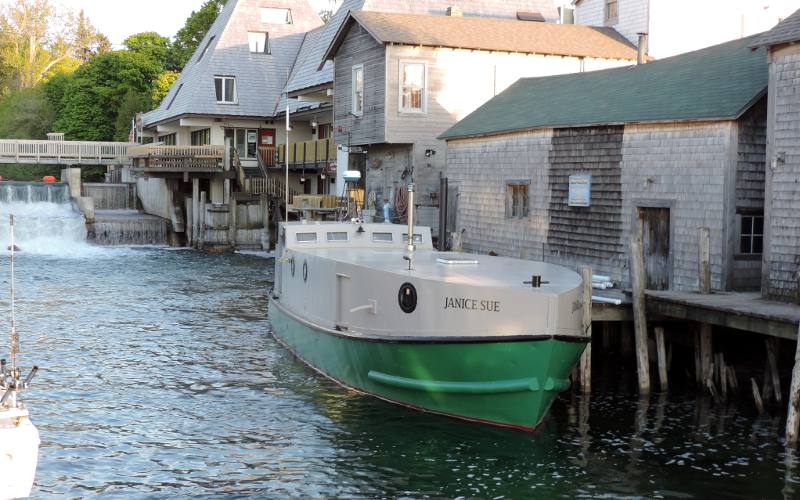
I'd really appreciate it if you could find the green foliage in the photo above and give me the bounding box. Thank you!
[0,86,56,139]
[0,164,60,181]
[114,89,151,142]
[168,0,227,70]
[152,70,179,104]
[124,32,170,70]
[54,51,160,141]
[73,9,111,62]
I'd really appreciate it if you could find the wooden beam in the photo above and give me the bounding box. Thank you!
[786,323,800,445]
[655,326,668,391]
[580,266,592,394]
[630,229,651,394]
[699,227,711,294]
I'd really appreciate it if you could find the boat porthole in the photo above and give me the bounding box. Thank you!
[398,283,417,314]
[303,260,308,282]
[290,259,295,277]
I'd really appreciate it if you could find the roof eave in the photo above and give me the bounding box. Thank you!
[319,11,385,69]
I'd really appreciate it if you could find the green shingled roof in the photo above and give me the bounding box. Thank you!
[440,36,768,140]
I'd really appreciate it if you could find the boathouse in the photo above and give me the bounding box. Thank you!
[751,10,800,302]
[321,9,640,230]
[440,36,768,293]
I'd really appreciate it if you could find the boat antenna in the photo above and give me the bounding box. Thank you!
[9,214,17,373]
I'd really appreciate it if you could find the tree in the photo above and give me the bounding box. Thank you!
[114,89,151,142]
[125,32,170,71]
[0,86,56,138]
[54,51,161,141]
[151,70,179,104]
[168,0,227,71]
[72,9,111,62]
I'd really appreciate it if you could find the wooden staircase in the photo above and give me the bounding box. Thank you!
[232,147,298,202]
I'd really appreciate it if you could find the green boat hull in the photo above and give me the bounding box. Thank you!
[269,298,588,431]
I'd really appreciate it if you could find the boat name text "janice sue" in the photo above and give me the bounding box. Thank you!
[444,297,501,312]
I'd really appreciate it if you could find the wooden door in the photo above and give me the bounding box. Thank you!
[637,207,670,290]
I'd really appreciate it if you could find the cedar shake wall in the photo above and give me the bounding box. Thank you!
[445,129,553,259]
[333,24,386,146]
[544,126,626,280]
[733,99,767,291]
[621,122,734,291]
[764,45,800,301]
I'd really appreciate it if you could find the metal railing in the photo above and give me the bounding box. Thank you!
[0,139,132,164]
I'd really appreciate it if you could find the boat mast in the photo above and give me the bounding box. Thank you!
[9,214,17,373]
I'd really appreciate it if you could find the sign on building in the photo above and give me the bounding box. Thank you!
[568,174,592,207]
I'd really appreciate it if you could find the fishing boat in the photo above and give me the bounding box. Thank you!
[0,215,39,499]
[268,185,589,431]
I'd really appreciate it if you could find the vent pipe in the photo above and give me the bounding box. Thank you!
[637,33,649,65]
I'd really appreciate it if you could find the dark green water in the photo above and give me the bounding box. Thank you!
[3,248,796,498]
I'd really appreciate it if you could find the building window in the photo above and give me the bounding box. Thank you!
[740,214,764,254]
[352,64,364,116]
[225,128,258,158]
[399,61,426,113]
[605,0,618,23]
[197,36,215,63]
[214,76,236,103]
[248,32,270,54]
[191,128,211,146]
[159,133,176,146]
[261,7,292,24]
[506,182,529,219]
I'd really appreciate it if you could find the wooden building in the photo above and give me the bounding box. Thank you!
[751,10,800,302]
[321,10,640,229]
[441,37,768,293]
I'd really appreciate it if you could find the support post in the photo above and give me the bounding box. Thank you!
[198,191,206,251]
[701,324,713,389]
[655,326,668,391]
[580,266,592,394]
[767,337,782,403]
[630,227,651,394]
[228,196,237,249]
[786,323,800,445]
[438,176,448,251]
[192,178,199,248]
[698,227,711,294]
[262,196,270,251]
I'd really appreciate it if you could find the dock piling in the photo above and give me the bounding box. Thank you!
[785,323,800,445]
[580,266,592,394]
[752,377,765,414]
[630,229,651,394]
[655,326,668,391]
[767,338,782,403]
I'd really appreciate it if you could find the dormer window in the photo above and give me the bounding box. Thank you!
[261,7,292,24]
[215,76,236,104]
[248,32,270,54]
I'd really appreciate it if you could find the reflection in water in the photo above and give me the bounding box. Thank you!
[1,247,795,497]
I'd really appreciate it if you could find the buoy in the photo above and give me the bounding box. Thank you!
[42,176,56,183]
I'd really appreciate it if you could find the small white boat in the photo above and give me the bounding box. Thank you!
[0,214,39,500]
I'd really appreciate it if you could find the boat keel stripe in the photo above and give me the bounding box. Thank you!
[367,371,571,394]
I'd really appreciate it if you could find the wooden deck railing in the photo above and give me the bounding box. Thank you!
[277,138,336,166]
[0,139,132,164]
[127,144,224,158]
[258,146,277,167]
[248,177,298,202]
[129,144,224,172]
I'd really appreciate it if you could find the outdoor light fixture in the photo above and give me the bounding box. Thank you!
[424,149,436,158]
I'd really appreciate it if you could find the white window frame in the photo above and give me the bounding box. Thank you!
[351,64,364,117]
[398,60,427,114]
[248,32,270,54]
[214,76,237,104]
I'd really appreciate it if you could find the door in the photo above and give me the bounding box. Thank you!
[637,207,670,290]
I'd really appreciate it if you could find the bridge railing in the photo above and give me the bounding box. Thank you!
[128,144,225,172]
[0,139,132,163]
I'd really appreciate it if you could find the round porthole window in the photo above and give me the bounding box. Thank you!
[398,282,417,314]
[303,260,308,282]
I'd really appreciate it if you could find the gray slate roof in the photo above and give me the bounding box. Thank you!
[440,36,768,140]
[286,0,560,95]
[144,0,322,127]
[751,8,800,48]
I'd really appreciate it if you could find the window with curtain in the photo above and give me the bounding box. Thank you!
[400,61,426,113]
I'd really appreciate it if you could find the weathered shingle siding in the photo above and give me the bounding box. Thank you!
[574,0,648,46]
[333,24,386,146]
[736,99,767,211]
[446,130,553,259]
[621,122,734,291]
[545,126,625,279]
[764,45,800,301]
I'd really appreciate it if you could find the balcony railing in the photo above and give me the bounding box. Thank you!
[276,138,336,167]
[0,139,132,165]
[129,145,224,172]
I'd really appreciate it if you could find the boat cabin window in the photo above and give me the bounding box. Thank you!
[296,232,318,243]
[327,231,348,242]
[372,232,393,243]
[402,233,423,244]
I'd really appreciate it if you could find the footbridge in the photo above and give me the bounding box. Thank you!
[0,138,132,166]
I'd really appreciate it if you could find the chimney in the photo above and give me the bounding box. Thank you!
[637,32,649,65]
[446,5,463,17]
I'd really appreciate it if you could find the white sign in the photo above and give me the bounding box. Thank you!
[568,174,592,207]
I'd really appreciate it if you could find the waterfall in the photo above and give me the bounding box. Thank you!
[89,212,168,246]
[0,182,93,257]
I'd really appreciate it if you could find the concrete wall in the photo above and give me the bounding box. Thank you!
[82,183,134,210]
[763,43,800,301]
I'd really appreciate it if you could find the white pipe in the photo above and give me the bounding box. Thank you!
[407,183,415,253]
[592,295,623,305]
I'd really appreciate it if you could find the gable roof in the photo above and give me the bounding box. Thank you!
[144,0,322,127]
[322,11,638,63]
[750,8,800,48]
[440,35,768,140]
[286,0,560,95]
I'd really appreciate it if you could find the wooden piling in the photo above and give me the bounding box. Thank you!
[198,191,206,250]
[579,266,592,394]
[785,323,800,445]
[630,229,651,394]
[655,326,668,391]
[192,178,199,248]
[701,324,713,390]
[698,227,711,294]
[752,378,765,414]
[228,196,237,249]
[602,322,611,351]
[766,338,782,403]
